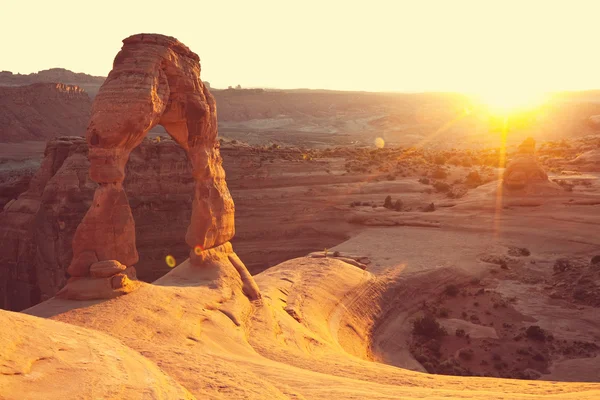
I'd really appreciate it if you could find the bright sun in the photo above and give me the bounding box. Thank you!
[471,87,549,115]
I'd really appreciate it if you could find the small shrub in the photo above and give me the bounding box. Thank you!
[393,199,403,211]
[383,195,393,209]
[455,328,466,337]
[465,170,482,187]
[591,255,600,265]
[445,284,459,297]
[458,348,474,361]
[433,181,451,193]
[516,347,529,356]
[554,258,571,273]
[418,177,431,185]
[431,168,447,179]
[526,325,547,342]
[438,308,450,318]
[423,202,435,212]
[508,246,531,257]
[412,315,448,339]
[434,155,446,165]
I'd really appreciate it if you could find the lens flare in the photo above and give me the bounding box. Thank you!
[375,137,385,149]
[194,245,204,255]
[165,255,176,268]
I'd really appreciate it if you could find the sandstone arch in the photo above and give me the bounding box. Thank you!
[62,34,245,298]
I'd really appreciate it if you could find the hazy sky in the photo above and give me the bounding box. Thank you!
[2,0,600,93]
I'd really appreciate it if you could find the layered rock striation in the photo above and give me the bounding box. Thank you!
[59,34,253,300]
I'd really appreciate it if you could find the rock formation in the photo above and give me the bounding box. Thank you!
[503,137,550,190]
[570,149,600,172]
[0,68,105,86]
[588,115,600,130]
[0,134,352,311]
[55,34,253,300]
[0,83,91,142]
[0,136,197,310]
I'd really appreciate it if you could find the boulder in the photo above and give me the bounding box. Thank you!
[503,138,550,189]
[90,260,127,278]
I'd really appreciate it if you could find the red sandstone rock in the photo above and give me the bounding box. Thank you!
[503,138,549,189]
[67,34,235,283]
[71,183,138,268]
[90,260,127,278]
[68,250,98,277]
[58,34,255,301]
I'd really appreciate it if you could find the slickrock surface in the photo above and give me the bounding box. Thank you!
[14,251,600,399]
[0,83,91,142]
[0,308,194,399]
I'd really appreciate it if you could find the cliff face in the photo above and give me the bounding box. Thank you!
[0,83,92,142]
[0,136,350,310]
[0,137,194,309]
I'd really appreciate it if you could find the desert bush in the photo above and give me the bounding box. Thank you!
[438,308,450,318]
[433,181,450,192]
[465,170,482,187]
[445,284,459,297]
[423,202,435,212]
[418,177,431,185]
[591,255,600,265]
[508,247,531,257]
[526,325,547,341]
[455,328,466,337]
[384,195,393,209]
[434,155,446,165]
[393,199,403,211]
[554,258,571,273]
[412,315,448,339]
[458,348,474,361]
[431,168,447,179]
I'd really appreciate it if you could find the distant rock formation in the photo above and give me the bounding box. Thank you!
[588,115,600,130]
[0,83,91,141]
[58,34,256,300]
[0,68,105,86]
[570,149,600,172]
[503,138,550,190]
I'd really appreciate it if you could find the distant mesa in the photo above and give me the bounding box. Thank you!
[0,68,105,86]
[0,83,91,141]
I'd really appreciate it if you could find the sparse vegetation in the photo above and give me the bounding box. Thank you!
[526,325,548,342]
[445,284,459,297]
[412,315,448,339]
